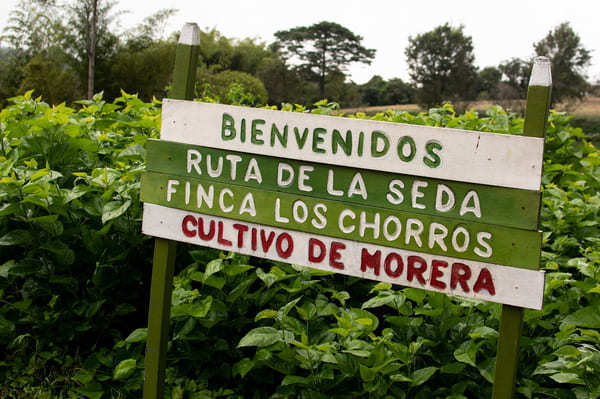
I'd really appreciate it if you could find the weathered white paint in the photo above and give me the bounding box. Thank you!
[178,23,200,46]
[143,203,545,310]
[160,100,545,191]
[529,56,552,87]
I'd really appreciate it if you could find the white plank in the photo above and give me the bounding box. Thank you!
[160,100,545,191]
[143,203,545,310]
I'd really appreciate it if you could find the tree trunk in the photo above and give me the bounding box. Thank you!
[87,0,98,100]
[319,48,326,99]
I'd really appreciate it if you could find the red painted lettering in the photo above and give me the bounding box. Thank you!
[430,260,448,289]
[308,238,326,263]
[407,256,427,285]
[384,253,403,278]
[217,221,232,246]
[251,228,257,251]
[182,215,197,237]
[473,268,496,295]
[329,242,345,269]
[361,248,381,276]
[233,223,248,248]
[198,217,215,241]
[260,230,275,252]
[276,233,294,258]
[450,263,471,292]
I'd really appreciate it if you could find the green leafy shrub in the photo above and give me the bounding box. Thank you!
[0,95,598,398]
[196,69,268,106]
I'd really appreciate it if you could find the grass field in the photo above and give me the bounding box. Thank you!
[341,96,600,139]
[341,96,600,117]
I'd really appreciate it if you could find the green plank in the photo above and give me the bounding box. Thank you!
[140,171,541,269]
[144,22,199,399]
[523,86,552,138]
[143,238,177,399]
[170,45,199,101]
[493,305,524,399]
[146,139,542,231]
[493,56,551,399]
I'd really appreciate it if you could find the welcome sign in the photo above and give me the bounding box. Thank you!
[140,25,551,399]
[141,100,546,310]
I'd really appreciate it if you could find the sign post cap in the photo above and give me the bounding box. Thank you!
[179,23,200,46]
[529,56,552,87]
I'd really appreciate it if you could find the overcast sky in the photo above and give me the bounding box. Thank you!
[1,0,599,84]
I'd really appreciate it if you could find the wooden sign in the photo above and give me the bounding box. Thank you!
[142,98,547,309]
[146,140,542,230]
[141,171,542,269]
[143,204,544,309]
[140,23,551,399]
[160,100,545,190]
[142,96,548,309]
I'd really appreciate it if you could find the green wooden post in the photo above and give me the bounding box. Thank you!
[492,56,551,399]
[143,22,200,399]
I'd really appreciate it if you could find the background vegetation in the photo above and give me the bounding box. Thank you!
[1,0,598,115]
[0,90,598,398]
[0,1,599,397]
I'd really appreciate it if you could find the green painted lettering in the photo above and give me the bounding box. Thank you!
[358,131,364,157]
[240,118,246,142]
[294,127,310,149]
[251,119,265,145]
[371,130,390,158]
[271,123,288,148]
[424,140,442,168]
[332,129,352,155]
[221,113,236,141]
[397,136,416,162]
[312,127,326,154]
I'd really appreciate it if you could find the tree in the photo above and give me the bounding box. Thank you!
[19,55,81,104]
[534,22,591,103]
[360,75,387,106]
[256,57,306,105]
[476,66,502,100]
[274,21,375,99]
[1,0,61,55]
[498,58,530,99]
[385,78,414,105]
[405,23,478,107]
[359,76,414,106]
[64,0,121,99]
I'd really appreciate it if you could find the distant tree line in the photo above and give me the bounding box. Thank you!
[0,0,593,109]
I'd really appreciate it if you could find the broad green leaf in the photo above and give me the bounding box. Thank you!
[359,364,376,381]
[125,328,148,343]
[549,372,585,385]
[362,294,397,309]
[390,373,412,383]
[72,369,94,384]
[75,381,103,399]
[232,358,254,377]
[411,366,438,386]
[0,230,33,246]
[281,375,310,386]
[113,358,136,380]
[204,259,223,280]
[238,327,281,348]
[101,200,131,224]
[223,264,254,276]
[562,306,600,328]
[255,309,278,321]
[469,326,498,339]
[454,341,479,367]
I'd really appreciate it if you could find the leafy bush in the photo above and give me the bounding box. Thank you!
[0,95,598,398]
[196,69,268,106]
